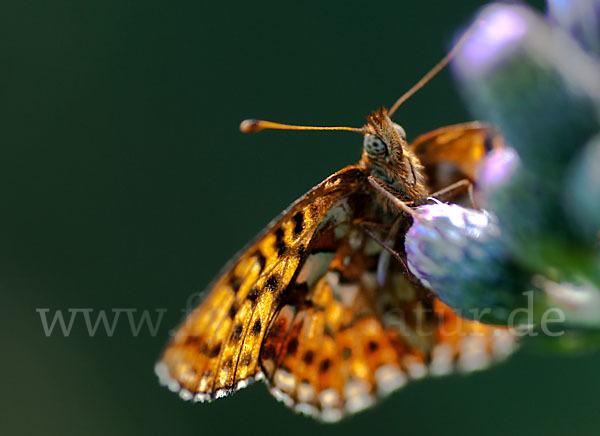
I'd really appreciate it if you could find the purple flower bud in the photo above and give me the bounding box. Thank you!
[405,202,530,324]
[453,3,600,175]
[477,146,520,196]
[456,5,528,77]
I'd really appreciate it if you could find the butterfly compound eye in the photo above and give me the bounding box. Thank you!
[393,124,407,140]
[364,134,388,158]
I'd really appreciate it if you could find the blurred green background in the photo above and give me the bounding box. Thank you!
[2,1,599,435]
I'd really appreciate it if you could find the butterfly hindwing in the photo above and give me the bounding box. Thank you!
[260,222,517,422]
[156,167,368,401]
[261,230,407,422]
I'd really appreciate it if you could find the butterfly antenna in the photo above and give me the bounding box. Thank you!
[240,119,365,134]
[388,22,480,117]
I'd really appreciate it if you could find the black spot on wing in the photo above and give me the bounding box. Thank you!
[251,319,262,335]
[247,288,259,305]
[229,275,243,293]
[274,228,287,257]
[228,302,239,319]
[230,324,243,343]
[209,343,222,358]
[319,358,331,373]
[292,211,304,236]
[265,275,279,291]
[241,352,253,367]
[324,326,336,338]
[276,282,309,308]
[367,340,379,353]
[286,337,299,356]
[303,350,314,365]
[184,335,203,347]
[342,347,352,360]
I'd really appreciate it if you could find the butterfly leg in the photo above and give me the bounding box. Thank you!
[376,217,404,286]
[429,178,469,200]
[359,179,418,282]
[360,222,407,271]
[360,223,423,288]
[428,178,479,208]
[357,221,392,231]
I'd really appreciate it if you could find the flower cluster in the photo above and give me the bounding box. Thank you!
[404,1,600,344]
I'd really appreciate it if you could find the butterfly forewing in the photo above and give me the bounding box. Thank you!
[156,167,368,401]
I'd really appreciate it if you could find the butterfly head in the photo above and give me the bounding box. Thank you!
[360,108,426,199]
[363,108,407,162]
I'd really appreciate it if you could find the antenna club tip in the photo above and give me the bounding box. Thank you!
[239,119,262,133]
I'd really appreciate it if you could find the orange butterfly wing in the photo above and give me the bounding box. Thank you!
[155,167,368,401]
[410,122,504,190]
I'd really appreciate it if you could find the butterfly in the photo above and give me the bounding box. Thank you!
[155,31,516,423]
